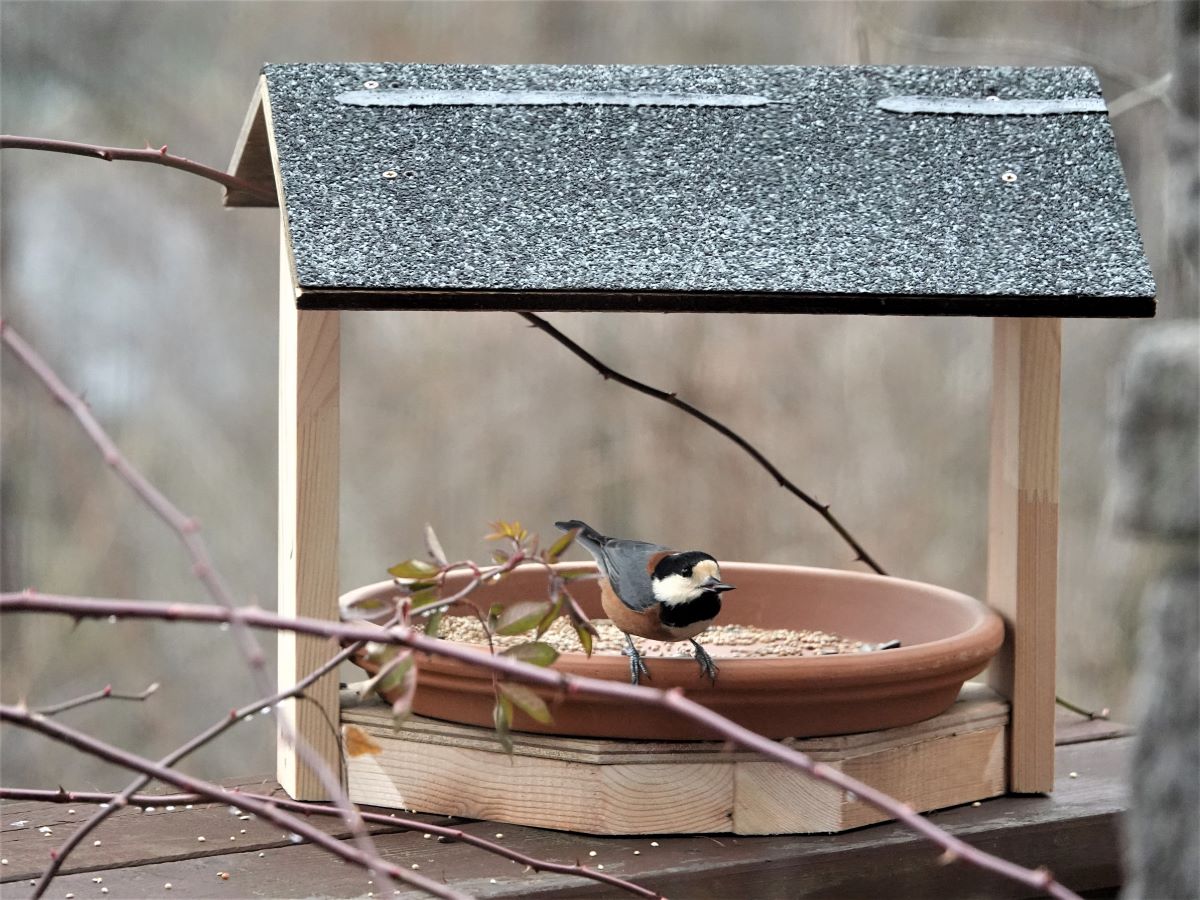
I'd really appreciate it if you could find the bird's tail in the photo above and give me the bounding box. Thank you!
[554,519,607,555]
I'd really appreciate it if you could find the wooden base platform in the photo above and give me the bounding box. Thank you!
[341,682,1009,835]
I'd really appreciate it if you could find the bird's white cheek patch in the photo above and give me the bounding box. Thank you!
[652,573,698,606]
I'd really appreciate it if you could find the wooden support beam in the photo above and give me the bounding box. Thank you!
[277,230,341,800]
[987,317,1061,793]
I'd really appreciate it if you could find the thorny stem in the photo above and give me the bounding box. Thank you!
[3,787,662,899]
[0,591,1083,900]
[0,135,276,201]
[27,635,369,898]
[0,320,390,896]
[0,705,466,900]
[34,682,159,716]
[518,313,889,575]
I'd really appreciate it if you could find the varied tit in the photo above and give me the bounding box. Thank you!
[555,520,735,686]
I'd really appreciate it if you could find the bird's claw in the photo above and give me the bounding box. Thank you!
[690,640,719,684]
[622,636,651,686]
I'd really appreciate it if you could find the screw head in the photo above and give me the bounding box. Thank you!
[364,80,379,90]
[1001,171,1018,183]
[382,170,399,179]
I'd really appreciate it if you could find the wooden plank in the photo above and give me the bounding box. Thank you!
[345,687,1009,835]
[277,215,342,800]
[223,76,278,207]
[1,738,1130,898]
[986,317,1061,793]
[0,776,401,884]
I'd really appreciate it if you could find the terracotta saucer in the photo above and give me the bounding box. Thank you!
[344,562,1004,741]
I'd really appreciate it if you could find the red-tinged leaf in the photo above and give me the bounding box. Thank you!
[496,600,553,636]
[545,527,579,563]
[423,523,449,566]
[388,559,441,580]
[500,642,560,667]
[343,724,383,757]
[493,695,514,755]
[498,682,553,725]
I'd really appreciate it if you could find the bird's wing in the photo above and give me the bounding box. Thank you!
[597,537,669,611]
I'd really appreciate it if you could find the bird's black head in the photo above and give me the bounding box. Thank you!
[650,552,735,606]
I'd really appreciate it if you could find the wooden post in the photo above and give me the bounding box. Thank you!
[277,231,341,800]
[986,317,1061,793]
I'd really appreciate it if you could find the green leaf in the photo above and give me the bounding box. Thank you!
[491,548,511,565]
[493,695,514,755]
[574,622,594,657]
[410,586,440,609]
[422,608,444,637]
[535,595,565,638]
[388,559,441,580]
[500,642,560,667]
[495,601,553,636]
[545,527,579,563]
[339,593,393,620]
[498,681,553,725]
[559,569,597,582]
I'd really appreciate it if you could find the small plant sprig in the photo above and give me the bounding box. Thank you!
[343,521,598,747]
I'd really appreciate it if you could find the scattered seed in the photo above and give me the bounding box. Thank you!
[164,883,172,890]
[218,872,230,880]
[92,877,102,883]
[240,829,247,834]
[230,835,236,840]
[65,893,75,898]
[588,850,597,857]
[166,806,176,812]
[423,833,431,839]
[258,852,265,858]
[597,864,605,870]
[633,850,640,856]
[1069,771,1079,778]
[650,841,659,847]
[145,806,155,813]
[437,616,870,658]
[489,879,497,884]
[495,832,503,839]
[93,840,101,847]
[68,809,75,815]
[185,805,193,810]
[411,863,420,870]
[971,801,982,808]
[102,889,109,895]
[197,836,206,842]
[0,859,7,865]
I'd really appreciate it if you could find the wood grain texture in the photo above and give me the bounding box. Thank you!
[277,223,341,800]
[344,685,1009,835]
[986,317,1061,794]
[0,738,1131,898]
[224,77,278,207]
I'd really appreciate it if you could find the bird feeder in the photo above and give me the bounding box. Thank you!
[226,64,1154,826]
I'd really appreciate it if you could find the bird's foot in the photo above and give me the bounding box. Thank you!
[690,640,719,684]
[622,635,651,686]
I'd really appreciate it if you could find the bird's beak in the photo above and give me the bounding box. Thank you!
[703,577,735,593]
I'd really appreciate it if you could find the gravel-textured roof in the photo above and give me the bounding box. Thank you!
[253,63,1155,315]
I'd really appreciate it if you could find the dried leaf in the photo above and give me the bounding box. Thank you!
[496,601,553,636]
[493,695,514,755]
[343,724,383,758]
[500,642,560,667]
[423,523,449,566]
[388,559,441,580]
[545,527,579,563]
[498,682,553,725]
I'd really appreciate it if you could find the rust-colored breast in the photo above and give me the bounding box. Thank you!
[598,578,712,642]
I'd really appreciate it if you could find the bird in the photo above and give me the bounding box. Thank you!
[555,520,735,686]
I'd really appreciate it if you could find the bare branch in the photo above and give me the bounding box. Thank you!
[0,319,391,894]
[0,704,466,900]
[0,135,275,201]
[3,786,662,899]
[519,312,888,574]
[35,682,159,717]
[0,590,1082,900]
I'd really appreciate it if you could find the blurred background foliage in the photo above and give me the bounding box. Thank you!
[2,0,1194,788]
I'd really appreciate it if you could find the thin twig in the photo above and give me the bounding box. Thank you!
[1055,695,1110,720]
[35,682,159,717]
[518,313,887,574]
[0,135,275,201]
[0,319,390,895]
[0,704,466,900]
[3,787,662,899]
[0,590,1082,900]
[27,635,369,897]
